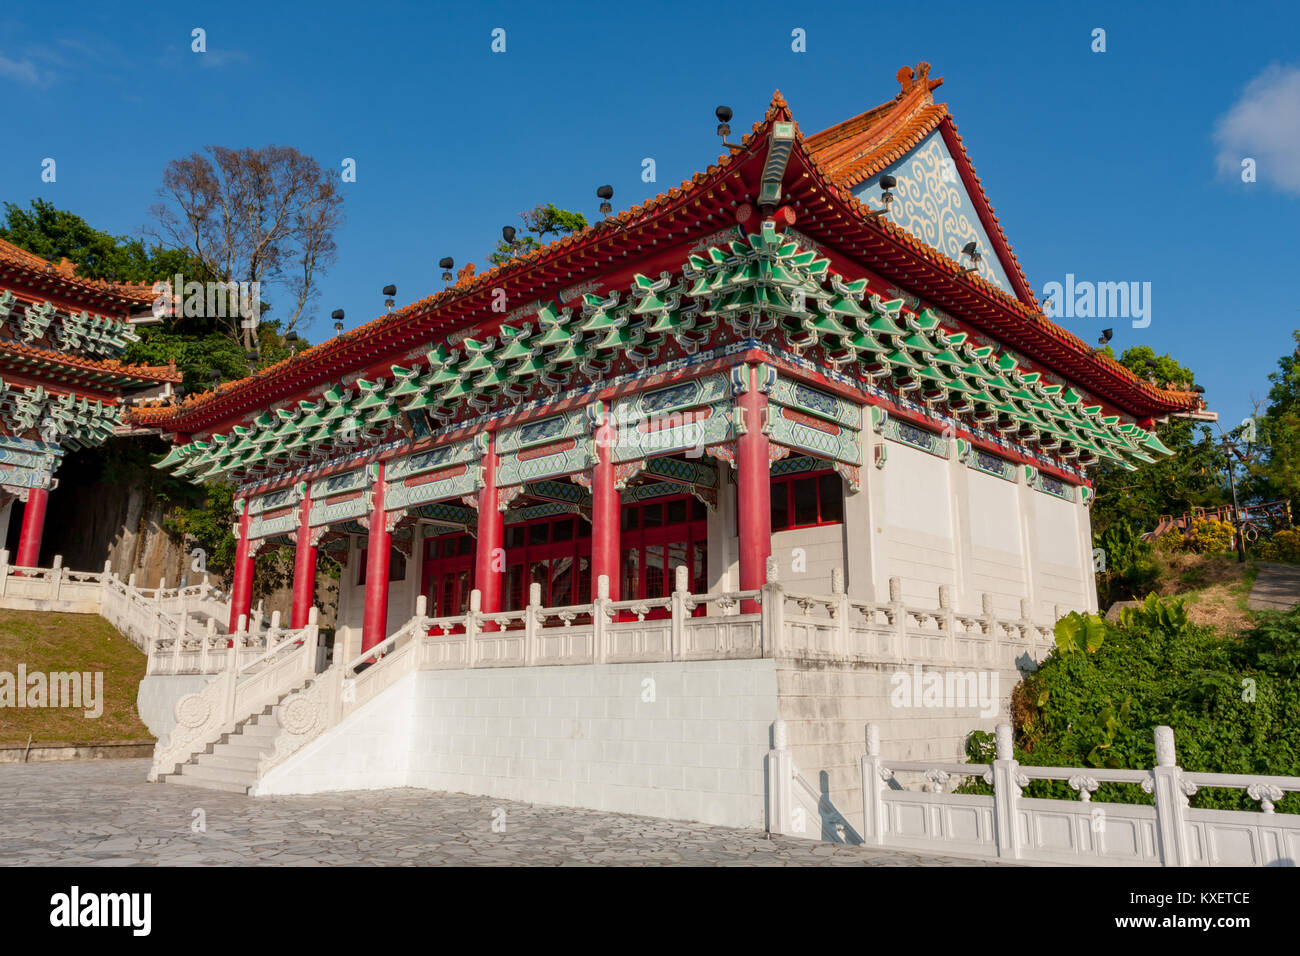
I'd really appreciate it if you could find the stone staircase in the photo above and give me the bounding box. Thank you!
[161,681,311,794]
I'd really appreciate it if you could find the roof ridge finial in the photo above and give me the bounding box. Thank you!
[896,62,942,101]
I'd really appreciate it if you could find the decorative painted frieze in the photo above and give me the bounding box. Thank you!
[878,415,949,458]
[1025,465,1076,501]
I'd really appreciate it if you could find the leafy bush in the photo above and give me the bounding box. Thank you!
[1269,528,1300,562]
[1188,517,1234,554]
[978,595,1300,812]
[1094,520,1159,607]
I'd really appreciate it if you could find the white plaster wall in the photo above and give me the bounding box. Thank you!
[771,523,844,594]
[1032,493,1089,617]
[879,443,958,604]
[965,470,1029,615]
[258,659,779,829]
[407,661,777,828]
[254,670,417,795]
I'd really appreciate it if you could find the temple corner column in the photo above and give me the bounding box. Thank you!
[290,482,317,629]
[361,463,392,653]
[228,497,255,632]
[590,401,620,602]
[735,363,772,612]
[14,485,50,569]
[473,431,504,619]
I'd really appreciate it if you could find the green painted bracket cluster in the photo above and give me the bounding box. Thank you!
[155,221,1171,484]
[55,309,140,356]
[0,380,122,449]
[0,293,138,356]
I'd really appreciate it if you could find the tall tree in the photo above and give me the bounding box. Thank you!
[149,145,345,352]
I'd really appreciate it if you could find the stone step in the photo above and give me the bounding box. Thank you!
[165,763,253,794]
[194,751,261,772]
[239,718,281,739]
[211,739,274,760]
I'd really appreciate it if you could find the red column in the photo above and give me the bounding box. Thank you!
[290,488,317,628]
[736,364,772,611]
[591,407,620,601]
[361,464,392,653]
[228,499,255,631]
[474,433,504,617]
[15,486,49,568]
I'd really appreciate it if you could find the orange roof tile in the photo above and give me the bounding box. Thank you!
[0,236,158,306]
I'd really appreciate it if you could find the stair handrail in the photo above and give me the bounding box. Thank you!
[148,608,320,782]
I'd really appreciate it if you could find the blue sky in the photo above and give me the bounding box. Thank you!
[2,0,1297,429]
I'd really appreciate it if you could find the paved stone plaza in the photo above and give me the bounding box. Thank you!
[0,760,1000,866]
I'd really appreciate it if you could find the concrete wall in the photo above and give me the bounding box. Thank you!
[257,660,779,830]
[775,654,1024,841]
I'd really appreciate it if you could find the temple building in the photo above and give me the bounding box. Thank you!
[130,63,1213,818]
[139,64,1202,657]
[0,238,181,564]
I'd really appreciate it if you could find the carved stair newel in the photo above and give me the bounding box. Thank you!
[761,556,783,658]
[860,722,889,845]
[1148,725,1195,866]
[990,722,1025,860]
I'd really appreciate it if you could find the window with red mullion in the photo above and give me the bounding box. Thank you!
[769,469,845,532]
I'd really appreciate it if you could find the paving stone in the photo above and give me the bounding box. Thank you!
[0,759,1008,866]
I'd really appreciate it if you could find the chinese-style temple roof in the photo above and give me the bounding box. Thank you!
[0,338,180,391]
[130,63,1203,450]
[0,236,158,312]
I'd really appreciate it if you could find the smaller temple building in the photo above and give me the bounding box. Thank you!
[0,238,181,563]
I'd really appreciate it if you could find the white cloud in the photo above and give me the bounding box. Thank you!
[1214,64,1300,195]
[0,54,49,87]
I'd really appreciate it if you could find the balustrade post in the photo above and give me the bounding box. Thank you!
[767,719,796,836]
[267,610,282,655]
[1018,598,1032,644]
[671,565,688,662]
[0,549,9,598]
[304,607,320,675]
[982,592,998,667]
[524,583,541,666]
[939,585,954,665]
[889,577,905,660]
[831,568,850,658]
[1151,726,1193,866]
[99,559,112,610]
[860,723,887,845]
[49,554,64,602]
[760,557,783,658]
[157,576,166,607]
[235,614,248,667]
[201,618,215,673]
[992,723,1023,860]
[466,589,482,667]
[592,575,610,664]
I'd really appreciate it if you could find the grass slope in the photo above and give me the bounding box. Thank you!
[0,610,152,745]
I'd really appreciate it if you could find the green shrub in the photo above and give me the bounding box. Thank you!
[985,595,1300,812]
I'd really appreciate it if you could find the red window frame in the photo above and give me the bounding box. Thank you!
[769,469,845,532]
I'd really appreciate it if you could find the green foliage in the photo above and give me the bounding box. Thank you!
[1090,348,1227,544]
[1054,610,1106,655]
[489,203,589,265]
[1007,596,1299,811]
[0,198,202,284]
[1187,517,1234,554]
[1094,520,1159,606]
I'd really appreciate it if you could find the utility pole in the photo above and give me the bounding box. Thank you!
[1220,436,1246,563]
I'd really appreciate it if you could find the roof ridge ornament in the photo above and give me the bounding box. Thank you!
[896,62,943,101]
